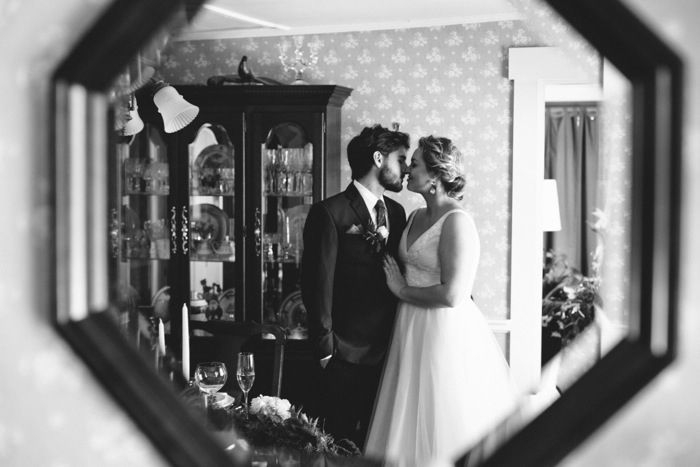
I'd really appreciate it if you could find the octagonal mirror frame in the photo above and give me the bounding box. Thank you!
[51,0,682,466]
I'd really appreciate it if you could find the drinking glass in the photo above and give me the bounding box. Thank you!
[237,352,255,414]
[194,362,227,407]
[281,215,293,261]
[131,159,144,192]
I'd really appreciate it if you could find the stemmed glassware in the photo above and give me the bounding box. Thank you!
[280,215,293,261]
[237,352,255,415]
[194,362,228,407]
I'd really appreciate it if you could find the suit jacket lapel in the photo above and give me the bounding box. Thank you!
[385,200,403,246]
[345,183,372,229]
[386,201,400,231]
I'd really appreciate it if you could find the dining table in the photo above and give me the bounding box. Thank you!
[179,384,382,467]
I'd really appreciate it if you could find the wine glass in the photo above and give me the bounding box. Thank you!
[194,362,227,407]
[237,352,255,415]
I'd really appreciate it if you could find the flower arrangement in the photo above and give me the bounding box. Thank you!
[233,395,359,455]
[182,387,360,457]
[360,221,389,254]
[250,395,292,420]
[542,250,602,347]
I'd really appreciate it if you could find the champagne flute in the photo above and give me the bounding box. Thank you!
[194,362,227,407]
[281,215,293,261]
[237,352,255,415]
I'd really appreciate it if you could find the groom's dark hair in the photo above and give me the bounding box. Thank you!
[347,124,410,180]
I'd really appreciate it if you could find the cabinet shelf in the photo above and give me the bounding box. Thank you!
[190,190,234,197]
[264,192,313,198]
[189,256,236,263]
[124,191,169,196]
[124,256,170,261]
[264,258,300,265]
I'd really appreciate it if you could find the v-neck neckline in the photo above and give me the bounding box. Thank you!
[404,209,442,252]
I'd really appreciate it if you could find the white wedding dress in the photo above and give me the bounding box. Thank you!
[365,209,518,467]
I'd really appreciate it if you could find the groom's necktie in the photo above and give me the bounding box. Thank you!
[375,199,387,231]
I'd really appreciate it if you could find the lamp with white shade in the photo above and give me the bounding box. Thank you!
[542,179,562,232]
[121,94,145,136]
[152,80,200,133]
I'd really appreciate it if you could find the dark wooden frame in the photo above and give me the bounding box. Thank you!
[469,0,683,465]
[51,0,682,466]
[52,1,232,466]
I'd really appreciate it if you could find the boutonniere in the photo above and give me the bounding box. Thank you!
[361,221,389,254]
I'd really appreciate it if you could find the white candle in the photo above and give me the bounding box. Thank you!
[158,318,166,356]
[182,304,190,381]
[154,341,159,369]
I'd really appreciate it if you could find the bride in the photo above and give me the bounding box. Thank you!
[364,136,518,466]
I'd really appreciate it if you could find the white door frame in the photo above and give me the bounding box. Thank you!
[507,47,601,394]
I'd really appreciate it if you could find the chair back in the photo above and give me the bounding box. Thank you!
[189,320,286,397]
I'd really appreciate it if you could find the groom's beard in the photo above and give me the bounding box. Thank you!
[379,164,404,193]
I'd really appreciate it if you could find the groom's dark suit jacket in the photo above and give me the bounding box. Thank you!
[301,183,407,365]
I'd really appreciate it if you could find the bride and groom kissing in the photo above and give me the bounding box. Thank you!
[300,124,517,466]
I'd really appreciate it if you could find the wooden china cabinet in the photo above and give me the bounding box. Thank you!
[112,84,351,407]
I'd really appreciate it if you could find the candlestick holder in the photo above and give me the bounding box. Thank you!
[278,36,320,85]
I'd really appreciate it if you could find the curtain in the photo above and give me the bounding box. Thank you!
[544,105,600,276]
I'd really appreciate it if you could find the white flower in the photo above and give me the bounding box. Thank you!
[377,226,389,241]
[249,395,292,420]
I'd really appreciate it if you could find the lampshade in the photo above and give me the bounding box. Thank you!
[122,97,144,136]
[153,83,199,133]
[542,179,562,232]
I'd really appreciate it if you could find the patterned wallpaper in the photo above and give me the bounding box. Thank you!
[160,0,629,325]
[3,1,698,467]
[161,21,551,320]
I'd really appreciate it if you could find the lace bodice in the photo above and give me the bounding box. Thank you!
[398,209,479,292]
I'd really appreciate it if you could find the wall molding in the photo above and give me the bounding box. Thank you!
[508,46,600,393]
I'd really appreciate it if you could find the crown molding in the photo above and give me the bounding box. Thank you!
[172,12,526,41]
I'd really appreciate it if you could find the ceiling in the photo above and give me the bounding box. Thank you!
[174,0,524,41]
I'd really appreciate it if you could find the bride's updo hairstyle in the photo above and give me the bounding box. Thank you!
[418,135,467,200]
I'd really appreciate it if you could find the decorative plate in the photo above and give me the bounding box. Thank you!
[194,144,234,171]
[276,290,308,340]
[194,144,234,195]
[218,288,236,319]
[190,203,229,244]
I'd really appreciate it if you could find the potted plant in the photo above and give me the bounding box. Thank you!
[541,250,602,366]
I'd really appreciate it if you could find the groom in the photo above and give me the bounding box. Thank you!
[301,124,410,449]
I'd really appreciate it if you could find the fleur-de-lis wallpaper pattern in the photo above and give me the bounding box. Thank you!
[161,21,552,320]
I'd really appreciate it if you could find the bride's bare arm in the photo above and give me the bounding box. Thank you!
[383,212,478,308]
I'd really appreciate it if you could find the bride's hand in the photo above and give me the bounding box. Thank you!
[383,254,407,297]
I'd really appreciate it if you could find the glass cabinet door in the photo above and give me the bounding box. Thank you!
[116,123,173,350]
[258,120,315,340]
[187,123,238,324]
[113,86,348,352]
[114,117,242,360]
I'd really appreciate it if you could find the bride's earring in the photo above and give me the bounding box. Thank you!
[429,181,437,195]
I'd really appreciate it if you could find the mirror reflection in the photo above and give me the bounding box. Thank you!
[107,0,632,464]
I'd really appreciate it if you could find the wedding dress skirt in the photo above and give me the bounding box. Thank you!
[365,209,517,466]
